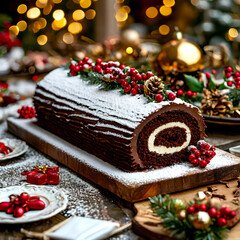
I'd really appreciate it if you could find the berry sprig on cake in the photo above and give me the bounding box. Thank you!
[188,140,216,168]
[68,57,176,103]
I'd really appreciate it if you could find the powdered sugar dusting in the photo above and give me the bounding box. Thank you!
[8,118,240,187]
[35,68,198,130]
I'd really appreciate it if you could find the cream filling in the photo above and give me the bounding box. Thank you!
[148,122,191,154]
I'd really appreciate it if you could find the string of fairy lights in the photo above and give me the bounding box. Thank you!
[9,0,239,47]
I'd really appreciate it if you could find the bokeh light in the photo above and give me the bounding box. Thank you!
[146,7,158,18]
[52,17,67,30]
[16,20,27,32]
[228,28,238,38]
[163,0,175,7]
[53,9,64,20]
[53,0,62,3]
[159,25,170,35]
[38,18,47,29]
[63,32,74,44]
[43,4,52,15]
[36,0,48,8]
[80,0,91,9]
[126,47,133,54]
[17,4,27,14]
[86,9,96,19]
[9,25,19,36]
[115,7,128,22]
[159,6,172,16]
[72,10,85,21]
[68,22,83,34]
[27,7,41,19]
[37,35,48,45]
[123,5,131,14]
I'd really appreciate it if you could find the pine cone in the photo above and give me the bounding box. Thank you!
[201,89,233,117]
[144,76,165,98]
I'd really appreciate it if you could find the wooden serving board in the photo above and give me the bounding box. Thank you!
[133,180,240,240]
[7,117,240,203]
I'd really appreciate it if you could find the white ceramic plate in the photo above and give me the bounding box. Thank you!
[0,185,68,224]
[0,138,28,161]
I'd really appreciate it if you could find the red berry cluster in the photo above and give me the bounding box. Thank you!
[18,106,36,119]
[0,82,9,90]
[223,67,240,88]
[0,192,45,218]
[187,204,235,227]
[0,142,12,155]
[176,89,197,98]
[188,140,216,168]
[69,57,177,102]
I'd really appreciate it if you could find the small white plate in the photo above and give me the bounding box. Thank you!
[0,185,68,224]
[229,145,240,157]
[0,138,28,161]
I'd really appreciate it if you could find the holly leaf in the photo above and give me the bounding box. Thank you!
[184,74,204,93]
[218,82,229,90]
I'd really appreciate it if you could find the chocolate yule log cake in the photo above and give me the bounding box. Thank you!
[33,58,206,172]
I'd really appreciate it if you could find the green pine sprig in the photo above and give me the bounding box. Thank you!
[149,194,228,240]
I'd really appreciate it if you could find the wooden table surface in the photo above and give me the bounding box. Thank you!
[0,121,240,240]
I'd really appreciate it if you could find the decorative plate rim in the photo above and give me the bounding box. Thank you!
[0,185,68,224]
[203,114,240,125]
[0,138,28,162]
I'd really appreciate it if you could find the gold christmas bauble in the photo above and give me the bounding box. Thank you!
[121,29,140,48]
[157,31,204,73]
[178,209,187,220]
[193,211,211,229]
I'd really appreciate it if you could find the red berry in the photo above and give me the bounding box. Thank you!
[206,72,211,78]
[187,206,195,214]
[235,72,240,77]
[199,204,207,211]
[83,57,89,62]
[142,73,147,80]
[171,86,175,91]
[130,68,137,76]
[208,208,217,218]
[131,81,136,86]
[110,75,116,80]
[192,92,197,97]
[147,72,153,78]
[167,91,176,101]
[131,88,138,95]
[136,74,142,81]
[199,160,207,168]
[134,85,139,90]
[227,66,232,72]
[191,159,199,167]
[95,65,101,72]
[105,68,112,74]
[140,85,144,91]
[212,70,217,75]
[188,154,196,161]
[227,81,233,87]
[120,73,127,79]
[220,207,230,216]
[218,218,227,227]
[131,76,136,81]
[78,60,83,65]
[121,81,129,88]
[119,64,126,69]
[69,63,75,70]
[124,86,131,93]
[229,210,236,219]
[155,94,163,102]
[74,65,80,72]
[186,90,193,97]
[204,143,210,150]
[32,75,38,81]
[195,150,201,157]
[226,72,231,78]
[96,58,102,65]
[177,89,183,96]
